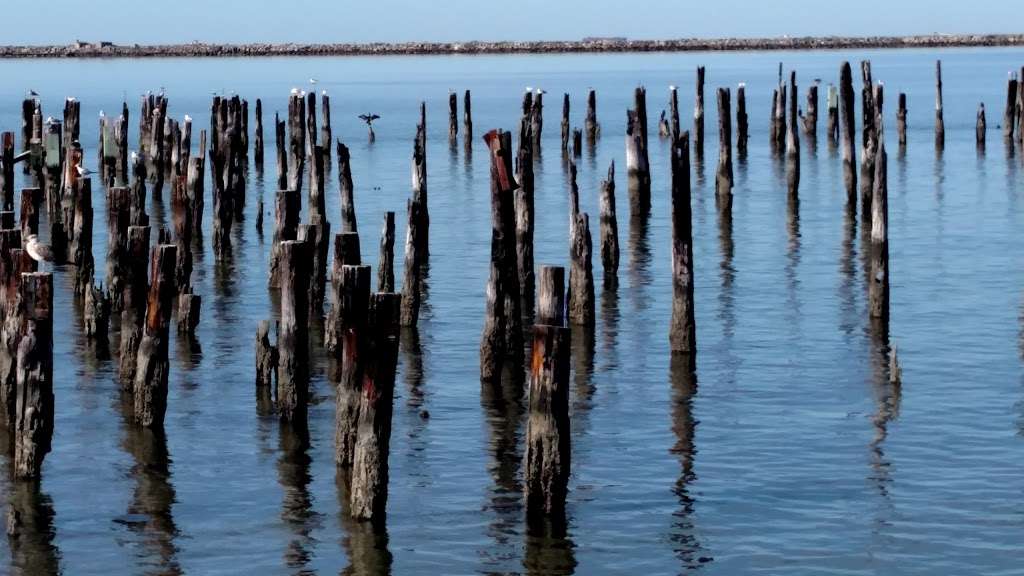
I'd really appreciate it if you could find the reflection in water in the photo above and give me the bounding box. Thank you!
[838,201,859,337]
[693,154,706,190]
[277,419,321,573]
[523,515,576,576]
[627,202,651,312]
[121,426,182,575]
[337,471,393,575]
[867,319,900,500]
[786,193,802,320]
[716,206,735,339]
[570,325,596,436]
[599,279,620,369]
[400,327,430,475]
[480,376,525,568]
[6,480,60,576]
[668,355,706,569]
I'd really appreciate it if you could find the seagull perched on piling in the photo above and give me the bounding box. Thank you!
[25,235,53,263]
[76,165,95,177]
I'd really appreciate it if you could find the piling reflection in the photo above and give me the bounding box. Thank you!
[570,325,596,436]
[277,419,321,573]
[6,480,60,576]
[716,204,735,339]
[121,425,182,575]
[523,514,576,576]
[400,327,430,468]
[480,372,525,567]
[668,355,706,569]
[867,318,900,499]
[786,192,802,319]
[337,470,393,575]
[838,201,859,336]
[599,277,620,367]
[627,195,651,312]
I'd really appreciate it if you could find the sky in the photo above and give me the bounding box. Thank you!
[8,0,1021,45]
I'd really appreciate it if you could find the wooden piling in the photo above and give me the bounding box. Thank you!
[463,90,473,148]
[133,244,177,428]
[897,93,908,148]
[105,186,131,310]
[84,282,111,343]
[349,292,402,521]
[20,188,40,243]
[861,61,875,148]
[321,92,332,162]
[325,232,362,353]
[255,320,277,414]
[531,90,544,154]
[826,84,839,144]
[334,264,371,469]
[480,129,523,385]
[412,103,429,256]
[298,220,330,319]
[694,66,705,157]
[786,71,801,199]
[669,86,681,141]
[275,113,287,191]
[1004,75,1018,141]
[561,94,570,152]
[305,91,318,160]
[598,162,619,285]
[276,240,311,423]
[378,212,395,293]
[118,225,150,391]
[715,88,734,211]
[736,83,748,156]
[516,109,536,319]
[71,177,94,296]
[268,189,300,288]
[935,60,945,150]
[977,103,987,148]
[287,91,306,194]
[839,62,857,202]
[309,144,326,221]
[537,266,566,327]
[2,132,15,211]
[13,272,53,479]
[338,142,358,233]
[449,92,458,143]
[670,131,696,362]
[869,120,890,321]
[572,129,582,158]
[254,98,264,169]
[626,87,651,212]
[523,322,571,519]
[585,89,598,142]
[802,84,819,136]
[568,211,594,327]
[177,293,201,335]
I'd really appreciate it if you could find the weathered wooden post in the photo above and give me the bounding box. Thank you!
[377,212,395,293]
[598,162,619,286]
[516,110,536,319]
[255,320,277,414]
[935,60,945,150]
[133,244,177,428]
[309,145,326,221]
[736,83,748,156]
[177,293,201,336]
[480,129,523,385]
[670,131,696,364]
[306,91,318,159]
[2,132,15,211]
[786,71,801,199]
[897,93,908,148]
[715,88,733,212]
[669,85,681,140]
[334,264,371,469]
[572,129,582,158]
[803,84,819,137]
[839,62,857,202]
[537,266,566,327]
[254,98,264,170]
[694,66,705,158]
[626,87,651,213]
[275,113,287,191]
[585,89,598,143]
[119,225,150,391]
[276,240,311,423]
[84,282,111,345]
[338,141,358,233]
[861,61,875,148]
[412,102,429,256]
[400,113,429,327]
[531,90,544,154]
[568,207,594,327]
[976,103,987,148]
[105,186,131,310]
[321,92,332,163]
[349,292,402,521]
[20,99,34,171]
[448,92,458,143]
[13,272,53,479]
[20,188,41,243]
[523,279,571,519]
[869,118,890,322]
[826,83,839,145]
[287,91,306,194]
[268,189,300,288]
[561,94,570,153]
[71,177,94,296]
[1005,74,1018,141]
[463,90,473,148]
[298,220,329,319]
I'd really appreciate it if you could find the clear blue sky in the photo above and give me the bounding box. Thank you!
[11,0,1020,44]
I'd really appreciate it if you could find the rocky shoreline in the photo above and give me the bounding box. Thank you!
[2,34,1022,59]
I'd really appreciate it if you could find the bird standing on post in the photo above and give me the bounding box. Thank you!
[25,234,53,264]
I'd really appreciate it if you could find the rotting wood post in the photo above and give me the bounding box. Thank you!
[861,61,875,148]
[399,198,424,328]
[530,89,544,155]
[935,60,945,151]
[480,129,523,386]
[1018,67,1024,145]
[803,84,819,137]
[561,94,570,152]
[255,320,277,415]
[626,90,651,214]
[20,99,34,170]
[572,129,582,158]
[13,272,53,480]
[669,85,681,141]
[736,83,748,156]
[133,244,177,429]
[276,240,311,423]
[449,92,458,143]
[715,88,734,212]
[861,83,883,223]
[254,98,264,170]
[349,292,402,521]
[298,220,330,320]
[694,66,705,158]
[516,109,536,320]
[463,90,473,149]
[897,93,908,148]
[0,212,14,229]
[20,188,41,243]
[177,293,200,336]
[976,103,987,148]
[568,210,595,327]
[268,189,300,288]
[118,225,150,391]
[537,266,566,327]
[105,186,131,311]
[869,117,890,322]
[306,91,318,159]
[325,231,361,354]
[598,162,619,286]
[585,89,598,143]
[377,212,395,293]
[287,91,306,195]
[84,282,111,344]
[309,144,326,221]
[71,177,94,296]
[1004,74,1018,141]
[411,103,429,257]
[839,62,857,203]
[0,230,27,422]
[187,155,204,238]
[826,83,839,145]
[523,322,571,520]
[275,113,287,192]
[321,92,332,162]
[670,131,696,364]
[2,132,15,211]
[334,264,371,469]
[338,141,358,233]
[786,71,801,200]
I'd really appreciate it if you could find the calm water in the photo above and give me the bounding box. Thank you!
[0,47,1022,575]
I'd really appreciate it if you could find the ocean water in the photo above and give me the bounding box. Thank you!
[0,46,1021,575]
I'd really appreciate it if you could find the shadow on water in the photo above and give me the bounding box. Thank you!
[277,418,322,573]
[118,425,182,575]
[668,355,708,570]
[866,318,900,501]
[337,471,393,576]
[479,374,525,568]
[6,478,60,576]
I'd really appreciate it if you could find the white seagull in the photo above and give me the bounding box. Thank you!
[25,235,53,263]
[290,87,300,96]
[309,78,318,85]
[184,114,192,123]
[76,165,95,177]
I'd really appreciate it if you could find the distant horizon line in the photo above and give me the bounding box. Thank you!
[0,33,1021,58]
